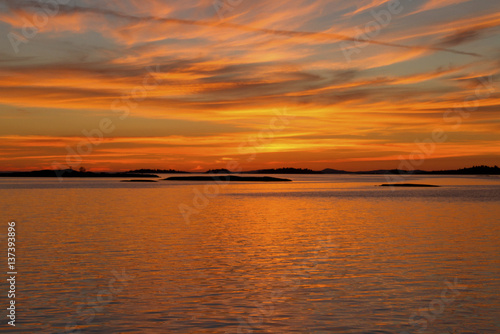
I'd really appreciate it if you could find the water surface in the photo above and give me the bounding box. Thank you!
[0,175,499,333]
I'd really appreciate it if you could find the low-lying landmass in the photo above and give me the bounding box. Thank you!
[127,169,189,174]
[242,165,500,175]
[205,169,232,174]
[120,179,158,182]
[243,167,323,174]
[0,169,159,178]
[164,175,292,182]
[380,183,440,187]
[1,165,498,177]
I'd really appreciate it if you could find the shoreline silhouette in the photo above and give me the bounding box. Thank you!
[1,165,498,177]
[164,175,292,182]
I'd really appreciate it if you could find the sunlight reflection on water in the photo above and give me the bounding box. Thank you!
[0,175,498,333]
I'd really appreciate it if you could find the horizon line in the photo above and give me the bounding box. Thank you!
[1,165,498,174]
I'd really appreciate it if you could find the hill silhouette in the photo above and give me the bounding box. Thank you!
[0,169,159,178]
[1,165,498,177]
[127,169,189,174]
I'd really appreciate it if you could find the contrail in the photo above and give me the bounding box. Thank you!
[3,1,482,57]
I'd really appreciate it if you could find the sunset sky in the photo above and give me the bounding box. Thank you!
[0,0,499,171]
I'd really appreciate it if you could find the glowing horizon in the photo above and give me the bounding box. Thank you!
[1,0,499,172]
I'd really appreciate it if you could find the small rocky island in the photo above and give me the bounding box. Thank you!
[164,175,292,182]
[380,183,440,187]
[120,179,158,182]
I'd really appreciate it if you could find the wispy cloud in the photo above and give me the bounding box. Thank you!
[1,0,483,56]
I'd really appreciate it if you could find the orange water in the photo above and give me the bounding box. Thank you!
[0,175,499,333]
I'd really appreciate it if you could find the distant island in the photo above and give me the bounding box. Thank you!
[121,179,158,182]
[205,169,233,174]
[164,175,292,182]
[380,183,440,187]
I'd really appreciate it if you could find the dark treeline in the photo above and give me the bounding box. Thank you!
[0,169,158,178]
[1,165,499,177]
[128,169,189,174]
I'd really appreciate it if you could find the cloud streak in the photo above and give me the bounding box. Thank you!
[2,1,482,57]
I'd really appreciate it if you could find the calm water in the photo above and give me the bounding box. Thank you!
[0,175,499,333]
